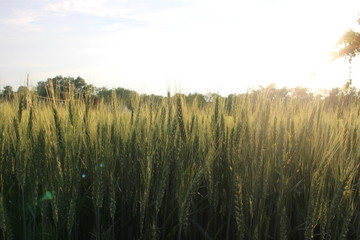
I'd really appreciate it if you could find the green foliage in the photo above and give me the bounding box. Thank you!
[36,76,89,100]
[2,86,14,100]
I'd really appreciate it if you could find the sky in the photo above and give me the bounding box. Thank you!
[1,0,360,96]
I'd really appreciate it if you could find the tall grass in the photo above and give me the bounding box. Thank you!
[0,90,359,239]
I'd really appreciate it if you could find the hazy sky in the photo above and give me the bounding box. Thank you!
[1,0,360,96]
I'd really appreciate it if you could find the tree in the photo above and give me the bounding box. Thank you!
[96,87,112,102]
[186,93,207,109]
[334,20,360,60]
[36,76,90,100]
[74,77,87,96]
[334,18,360,88]
[36,81,48,97]
[3,85,14,100]
[17,86,28,94]
[84,84,95,95]
[291,86,312,100]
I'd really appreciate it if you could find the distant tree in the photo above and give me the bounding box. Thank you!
[226,94,235,113]
[291,86,312,100]
[36,81,48,97]
[115,87,133,100]
[259,84,289,99]
[96,87,112,102]
[3,85,14,100]
[36,76,90,100]
[204,92,221,103]
[95,87,139,109]
[328,87,341,101]
[17,86,28,94]
[84,84,95,95]
[334,18,360,60]
[74,77,86,89]
[140,94,163,107]
[74,77,87,96]
[334,18,360,88]
[186,93,207,108]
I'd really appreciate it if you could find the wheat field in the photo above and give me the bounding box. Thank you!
[0,90,359,239]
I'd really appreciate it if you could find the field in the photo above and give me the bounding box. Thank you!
[0,90,359,239]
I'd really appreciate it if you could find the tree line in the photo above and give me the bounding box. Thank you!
[0,75,359,111]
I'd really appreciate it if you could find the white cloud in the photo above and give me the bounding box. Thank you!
[45,0,130,17]
[0,8,39,26]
